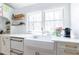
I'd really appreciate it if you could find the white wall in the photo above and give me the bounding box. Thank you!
[71,3,79,38]
[15,3,71,28]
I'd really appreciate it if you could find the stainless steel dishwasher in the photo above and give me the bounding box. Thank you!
[10,37,24,55]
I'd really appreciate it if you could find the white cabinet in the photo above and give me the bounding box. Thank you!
[24,46,36,55]
[0,4,14,20]
[34,47,55,55]
[24,39,55,55]
[1,36,10,55]
[24,46,55,55]
[3,4,14,20]
[56,42,79,55]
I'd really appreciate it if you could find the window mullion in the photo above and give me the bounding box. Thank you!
[42,11,45,34]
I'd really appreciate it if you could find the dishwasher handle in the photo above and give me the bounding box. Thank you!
[10,39,23,42]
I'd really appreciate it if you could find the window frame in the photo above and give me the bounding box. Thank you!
[27,11,43,34]
[26,7,64,35]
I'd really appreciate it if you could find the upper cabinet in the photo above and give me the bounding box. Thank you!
[3,4,14,20]
[0,4,14,20]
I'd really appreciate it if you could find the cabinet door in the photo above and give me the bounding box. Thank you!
[1,36,10,55]
[34,47,55,55]
[3,4,14,20]
[56,42,79,55]
[24,46,55,55]
[24,46,35,55]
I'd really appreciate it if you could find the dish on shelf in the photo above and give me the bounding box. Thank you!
[12,14,25,20]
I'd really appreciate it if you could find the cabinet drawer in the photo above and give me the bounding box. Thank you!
[57,42,79,50]
[57,48,79,55]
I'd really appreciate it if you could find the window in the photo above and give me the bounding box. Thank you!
[44,8,64,34]
[0,8,2,16]
[27,11,42,34]
[27,8,64,35]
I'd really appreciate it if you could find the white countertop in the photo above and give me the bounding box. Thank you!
[51,37,79,43]
[0,34,79,43]
[0,34,33,38]
[1,34,79,50]
[10,34,32,37]
[11,34,79,43]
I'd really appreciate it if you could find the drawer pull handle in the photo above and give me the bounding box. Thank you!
[10,48,23,55]
[65,45,77,48]
[11,39,23,42]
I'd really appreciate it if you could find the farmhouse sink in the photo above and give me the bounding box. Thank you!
[24,35,54,50]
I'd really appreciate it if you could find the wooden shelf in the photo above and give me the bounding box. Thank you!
[12,24,25,26]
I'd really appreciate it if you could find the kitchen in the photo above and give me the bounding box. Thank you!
[0,3,79,55]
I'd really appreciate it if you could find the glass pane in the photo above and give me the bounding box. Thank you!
[28,22,34,32]
[28,14,34,22]
[45,9,54,21]
[0,8,2,16]
[27,11,42,33]
[54,8,64,20]
[33,22,42,33]
[28,11,42,22]
[33,13,42,22]
[45,21,55,33]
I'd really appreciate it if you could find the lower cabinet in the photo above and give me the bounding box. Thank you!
[1,36,10,55]
[24,46,55,55]
[24,39,56,55]
[35,48,55,55]
[56,42,79,55]
[24,46,36,55]
[3,36,79,55]
[1,36,54,55]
